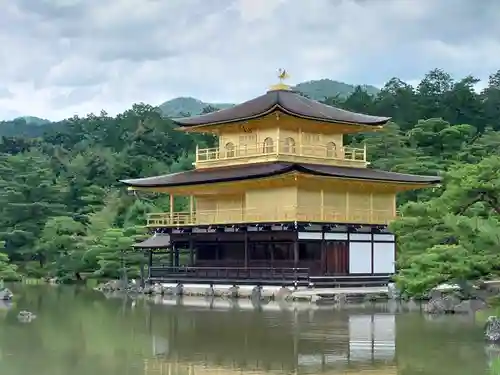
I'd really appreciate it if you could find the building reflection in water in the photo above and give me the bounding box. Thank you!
[143,298,397,375]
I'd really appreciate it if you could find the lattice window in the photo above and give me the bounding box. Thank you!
[225,142,235,158]
[263,137,274,153]
[326,142,337,157]
[283,137,296,153]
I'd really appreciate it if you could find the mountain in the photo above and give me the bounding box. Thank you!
[158,97,234,118]
[158,79,380,117]
[292,79,379,100]
[17,116,51,125]
[0,116,52,138]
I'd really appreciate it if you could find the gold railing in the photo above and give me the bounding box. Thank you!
[195,141,366,165]
[146,206,395,227]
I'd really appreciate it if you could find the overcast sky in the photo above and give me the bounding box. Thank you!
[1,0,500,120]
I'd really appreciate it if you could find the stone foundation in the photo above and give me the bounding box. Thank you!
[94,280,392,304]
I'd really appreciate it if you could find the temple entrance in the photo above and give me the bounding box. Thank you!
[324,241,349,275]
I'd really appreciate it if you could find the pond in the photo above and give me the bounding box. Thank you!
[0,285,490,375]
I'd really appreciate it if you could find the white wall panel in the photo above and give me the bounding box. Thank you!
[373,234,395,242]
[324,232,348,240]
[298,232,322,240]
[349,233,372,241]
[373,242,395,274]
[349,242,372,274]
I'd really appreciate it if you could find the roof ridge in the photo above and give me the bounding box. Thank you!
[173,90,390,128]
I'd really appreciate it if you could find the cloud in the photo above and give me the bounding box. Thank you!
[0,88,13,99]
[1,0,500,120]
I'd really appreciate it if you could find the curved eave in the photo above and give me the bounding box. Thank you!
[120,163,441,190]
[172,105,278,130]
[173,105,390,129]
[299,168,441,186]
[121,165,296,189]
[171,90,390,129]
[278,105,390,126]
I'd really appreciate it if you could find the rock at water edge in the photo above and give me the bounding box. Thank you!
[387,282,401,300]
[152,284,164,295]
[275,287,292,301]
[442,294,461,312]
[485,316,500,342]
[0,288,13,301]
[424,297,446,314]
[224,285,239,299]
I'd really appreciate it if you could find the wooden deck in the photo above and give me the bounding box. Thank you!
[148,266,391,288]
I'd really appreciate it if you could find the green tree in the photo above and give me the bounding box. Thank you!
[0,151,68,262]
[36,216,86,279]
[392,156,500,295]
[0,241,20,281]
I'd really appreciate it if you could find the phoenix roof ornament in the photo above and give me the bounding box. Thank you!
[269,68,291,91]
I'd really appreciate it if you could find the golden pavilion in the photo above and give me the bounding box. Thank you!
[123,71,440,287]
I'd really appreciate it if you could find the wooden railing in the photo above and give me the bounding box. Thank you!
[149,266,310,285]
[195,141,366,166]
[146,206,396,227]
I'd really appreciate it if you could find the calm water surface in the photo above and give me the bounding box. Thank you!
[0,285,489,375]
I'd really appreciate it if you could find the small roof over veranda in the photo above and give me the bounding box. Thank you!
[133,233,171,249]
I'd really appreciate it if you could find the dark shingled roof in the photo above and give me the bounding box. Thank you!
[133,234,171,248]
[172,89,390,127]
[121,162,441,188]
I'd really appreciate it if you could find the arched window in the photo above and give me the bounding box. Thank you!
[263,137,274,153]
[283,137,296,154]
[225,142,235,158]
[326,142,336,157]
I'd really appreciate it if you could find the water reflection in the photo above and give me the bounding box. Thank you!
[147,298,397,374]
[0,286,488,375]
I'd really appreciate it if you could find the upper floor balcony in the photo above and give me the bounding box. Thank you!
[195,139,367,169]
[146,205,396,228]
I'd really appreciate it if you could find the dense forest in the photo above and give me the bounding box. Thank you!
[0,68,499,296]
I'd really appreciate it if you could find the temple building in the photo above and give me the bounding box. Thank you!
[122,71,441,287]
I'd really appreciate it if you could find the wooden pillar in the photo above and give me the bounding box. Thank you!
[169,244,174,268]
[270,243,274,268]
[174,246,179,267]
[321,228,326,275]
[293,236,299,267]
[189,195,194,224]
[370,230,374,275]
[244,230,248,269]
[148,250,153,279]
[392,194,397,218]
[169,194,174,223]
[189,234,194,266]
